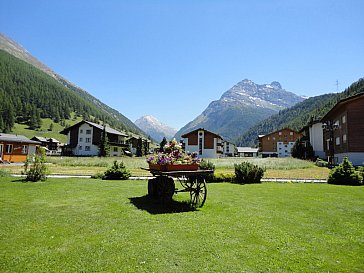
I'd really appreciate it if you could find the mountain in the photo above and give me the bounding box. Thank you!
[135,115,177,142]
[236,78,364,146]
[174,79,304,141]
[0,33,145,137]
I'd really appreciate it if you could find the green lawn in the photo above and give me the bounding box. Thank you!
[1,178,363,272]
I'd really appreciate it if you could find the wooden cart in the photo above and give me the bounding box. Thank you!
[144,169,213,207]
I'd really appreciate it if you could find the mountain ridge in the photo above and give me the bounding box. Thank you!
[175,79,305,141]
[0,33,145,136]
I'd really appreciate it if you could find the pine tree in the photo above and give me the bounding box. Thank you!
[99,125,110,157]
[48,122,54,131]
[136,137,143,157]
[160,137,167,152]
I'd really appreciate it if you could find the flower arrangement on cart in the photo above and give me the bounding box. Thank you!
[146,139,201,171]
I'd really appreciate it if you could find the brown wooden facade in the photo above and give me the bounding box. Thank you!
[181,128,224,158]
[258,128,303,157]
[321,93,364,165]
[0,134,40,162]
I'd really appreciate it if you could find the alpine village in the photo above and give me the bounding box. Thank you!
[1,31,363,272]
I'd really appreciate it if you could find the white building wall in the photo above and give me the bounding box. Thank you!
[110,146,124,157]
[72,123,99,156]
[183,133,218,158]
[277,142,295,157]
[336,152,364,166]
[223,142,235,156]
[309,123,325,158]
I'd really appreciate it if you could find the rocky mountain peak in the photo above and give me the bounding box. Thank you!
[135,115,177,142]
[270,81,282,89]
[220,79,302,110]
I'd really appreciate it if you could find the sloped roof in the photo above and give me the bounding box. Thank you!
[32,136,49,142]
[181,128,222,139]
[321,92,364,121]
[0,133,41,144]
[32,136,61,143]
[60,120,128,137]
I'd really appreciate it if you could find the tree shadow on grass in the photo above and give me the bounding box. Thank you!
[129,195,197,214]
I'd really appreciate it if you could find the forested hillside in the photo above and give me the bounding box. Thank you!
[0,49,144,135]
[236,78,364,146]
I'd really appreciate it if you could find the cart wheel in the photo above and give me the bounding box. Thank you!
[190,177,207,207]
[179,176,193,189]
[157,176,175,202]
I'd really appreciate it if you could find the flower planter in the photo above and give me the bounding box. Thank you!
[148,164,166,171]
[148,163,199,172]
[165,164,199,172]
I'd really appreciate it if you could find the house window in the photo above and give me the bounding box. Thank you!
[86,138,91,143]
[85,146,91,151]
[267,137,270,140]
[226,145,230,153]
[199,138,203,155]
[272,137,276,140]
[22,145,28,154]
[80,129,83,134]
[342,115,346,124]
[5,144,13,154]
[279,132,282,135]
[113,147,118,152]
[290,132,293,135]
[79,145,82,150]
[86,129,91,134]
[335,137,340,145]
[335,120,340,127]
[343,134,347,143]
[79,137,83,142]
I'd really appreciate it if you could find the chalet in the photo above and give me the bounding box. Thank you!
[223,141,236,157]
[236,147,259,157]
[31,136,62,155]
[60,120,129,156]
[127,136,151,155]
[321,93,364,166]
[299,120,325,159]
[181,128,224,158]
[0,133,40,163]
[258,128,303,158]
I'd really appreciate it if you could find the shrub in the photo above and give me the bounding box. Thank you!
[103,160,131,180]
[199,160,215,181]
[315,158,328,167]
[91,172,105,179]
[23,148,48,182]
[210,173,235,183]
[328,157,363,186]
[234,161,265,184]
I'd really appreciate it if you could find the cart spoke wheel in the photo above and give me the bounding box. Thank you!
[179,176,193,189]
[189,177,207,207]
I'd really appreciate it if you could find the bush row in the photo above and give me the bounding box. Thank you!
[201,160,265,184]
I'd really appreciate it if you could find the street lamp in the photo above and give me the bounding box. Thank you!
[322,120,339,166]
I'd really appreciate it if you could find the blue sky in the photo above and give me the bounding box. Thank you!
[1,0,363,130]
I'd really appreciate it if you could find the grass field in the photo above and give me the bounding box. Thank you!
[1,177,363,272]
[0,157,330,179]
